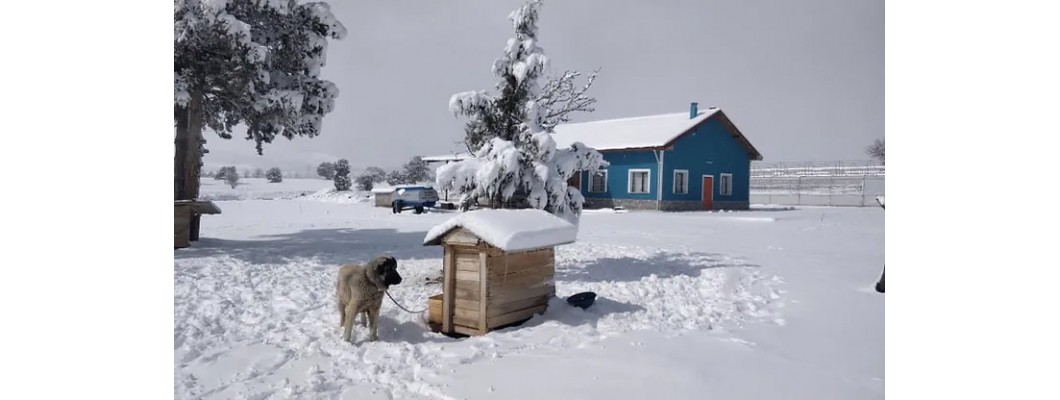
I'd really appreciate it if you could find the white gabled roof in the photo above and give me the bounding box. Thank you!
[551,108,721,151]
[423,209,577,252]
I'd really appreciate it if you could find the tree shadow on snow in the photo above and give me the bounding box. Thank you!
[557,252,758,283]
[174,228,439,266]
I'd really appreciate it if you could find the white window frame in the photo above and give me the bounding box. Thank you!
[673,169,689,194]
[588,169,608,193]
[720,173,733,196]
[628,169,651,194]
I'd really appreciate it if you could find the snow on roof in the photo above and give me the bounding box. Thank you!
[423,209,577,252]
[551,108,721,151]
[422,153,473,163]
[371,184,433,193]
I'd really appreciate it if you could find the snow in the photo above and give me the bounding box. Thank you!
[423,209,577,252]
[551,108,722,151]
[198,178,371,204]
[175,170,883,399]
[421,153,473,163]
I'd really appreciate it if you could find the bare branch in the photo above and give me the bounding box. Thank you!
[536,68,600,131]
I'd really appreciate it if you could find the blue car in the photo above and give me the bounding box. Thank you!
[390,186,439,214]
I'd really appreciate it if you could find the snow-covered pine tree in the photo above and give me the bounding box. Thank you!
[333,159,352,191]
[438,0,607,221]
[266,167,283,183]
[402,156,431,183]
[174,0,346,200]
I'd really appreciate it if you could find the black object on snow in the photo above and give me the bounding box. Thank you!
[566,291,597,309]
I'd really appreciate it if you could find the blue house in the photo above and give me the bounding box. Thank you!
[552,103,763,211]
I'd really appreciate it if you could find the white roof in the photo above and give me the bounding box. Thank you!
[551,108,721,151]
[422,153,473,163]
[423,209,577,252]
[371,184,433,193]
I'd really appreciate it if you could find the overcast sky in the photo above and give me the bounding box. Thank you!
[202,0,882,174]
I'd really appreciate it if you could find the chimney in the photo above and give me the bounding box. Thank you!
[689,102,698,119]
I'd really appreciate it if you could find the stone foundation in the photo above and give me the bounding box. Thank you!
[583,198,615,209]
[583,199,750,211]
[713,200,750,210]
[612,199,660,210]
[658,200,702,211]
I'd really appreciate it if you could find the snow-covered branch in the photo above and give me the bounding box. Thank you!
[536,68,599,132]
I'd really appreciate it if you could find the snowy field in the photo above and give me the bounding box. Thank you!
[176,180,884,399]
[198,178,372,202]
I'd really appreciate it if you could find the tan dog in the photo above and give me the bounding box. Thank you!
[336,256,402,343]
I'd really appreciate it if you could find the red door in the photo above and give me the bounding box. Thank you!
[702,176,714,209]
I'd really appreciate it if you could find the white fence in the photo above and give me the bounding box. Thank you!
[750,161,884,207]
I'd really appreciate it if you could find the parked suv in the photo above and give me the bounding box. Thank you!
[391,185,439,214]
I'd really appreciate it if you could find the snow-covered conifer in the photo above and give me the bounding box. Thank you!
[333,159,352,191]
[174,0,346,200]
[439,0,607,221]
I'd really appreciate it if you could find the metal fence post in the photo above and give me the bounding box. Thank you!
[861,176,866,207]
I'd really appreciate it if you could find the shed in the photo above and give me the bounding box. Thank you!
[174,200,222,249]
[371,187,396,207]
[423,209,577,336]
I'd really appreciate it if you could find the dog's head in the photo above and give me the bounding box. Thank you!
[370,255,402,287]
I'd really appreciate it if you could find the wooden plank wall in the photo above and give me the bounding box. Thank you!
[451,246,484,330]
[485,248,555,329]
[174,205,192,249]
[442,242,557,335]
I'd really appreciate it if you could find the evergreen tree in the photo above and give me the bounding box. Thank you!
[333,159,352,191]
[402,156,431,183]
[174,0,347,201]
[266,167,283,183]
[438,0,607,220]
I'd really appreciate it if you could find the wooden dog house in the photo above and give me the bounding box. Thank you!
[423,209,577,336]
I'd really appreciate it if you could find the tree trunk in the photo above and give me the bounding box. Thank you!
[174,95,204,201]
[174,95,205,240]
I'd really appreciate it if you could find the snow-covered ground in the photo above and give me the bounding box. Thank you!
[176,180,884,399]
[199,178,372,202]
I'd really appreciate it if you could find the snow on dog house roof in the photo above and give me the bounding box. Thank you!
[550,107,763,160]
[423,209,577,252]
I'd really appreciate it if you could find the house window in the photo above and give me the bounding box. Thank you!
[720,173,733,196]
[673,170,688,194]
[589,170,608,193]
[628,169,650,194]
